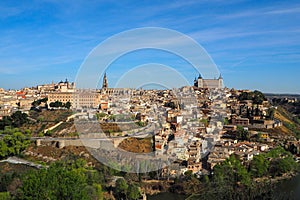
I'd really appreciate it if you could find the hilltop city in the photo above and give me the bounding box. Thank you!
[0,73,300,199]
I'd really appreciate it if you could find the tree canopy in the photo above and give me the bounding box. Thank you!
[20,160,104,200]
[238,90,267,104]
[0,128,30,159]
[49,101,72,109]
[0,111,28,130]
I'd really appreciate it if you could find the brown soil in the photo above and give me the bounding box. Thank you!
[24,145,99,165]
[118,137,152,153]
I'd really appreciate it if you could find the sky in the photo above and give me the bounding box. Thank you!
[0,0,300,93]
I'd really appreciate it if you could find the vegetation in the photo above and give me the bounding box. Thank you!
[0,128,31,159]
[127,184,141,200]
[49,101,72,109]
[135,121,147,127]
[31,97,48,107]
[238,90,267,104]
[0,111,28,130]
[164,101,177,109]
[200,118,208,127]
[213,155,251,187]
[96,112,107,120]
[111,178,141,200]
[257,146,295,172]
[19,159,102,200]
[0,192,10,200]
[29,110,72,123]
[0,154,144,200]
[223,118,229,125]
[266,107,275,120]
[270,98,300,138]
[283,121,300,139]
[236,125,250,141]
[249,154,269,177]
[175,146,299,199]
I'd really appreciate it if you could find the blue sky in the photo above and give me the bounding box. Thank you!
[0,0,300,93]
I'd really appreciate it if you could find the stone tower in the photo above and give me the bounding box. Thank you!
[197,74,203,88]
[218,74,223,88]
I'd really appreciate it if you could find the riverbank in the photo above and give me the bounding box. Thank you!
[254,171,298,184]
[145,171,300,200]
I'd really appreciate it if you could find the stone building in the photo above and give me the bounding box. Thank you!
[194,74,223,89]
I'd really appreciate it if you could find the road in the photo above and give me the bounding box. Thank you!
[0,156,44,169]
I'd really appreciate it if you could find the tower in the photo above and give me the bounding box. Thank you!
[102,72,108,89]
[218,74,223,88]
[197,73,203,88]
[194,77,198,87]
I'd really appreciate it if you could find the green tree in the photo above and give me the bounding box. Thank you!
[0,173,14,193]
[115,178,128,199]
[20,163,89,200]
[213,155,251,187]
[224,118,229,125]
[84,185,104,200]
[127,184,141,200]
[268,108,275,120]
[93,184,104,200]
[200,119,208,127]
[11,111,28,127]
[0,140,9,158]
[0,129,30,159]
[0,116,12,130]
[238,90,266,105]
[65,101,72,109]
[49,101,64,108]
[49,102,55,108]
[0,111,28,130]
[0,192,11,200]
[236,125,250,141]
[250,154,269,178]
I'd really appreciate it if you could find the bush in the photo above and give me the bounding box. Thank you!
[0,129,30,159]
[0,192,11,200]
[19,160,102,200]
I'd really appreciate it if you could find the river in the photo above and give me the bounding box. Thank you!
[276,173,300,199]
[148,193,186,200]
[148,173,300,200]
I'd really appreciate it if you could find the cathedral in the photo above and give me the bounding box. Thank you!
[100,72,132,95]
[194,74,223,89]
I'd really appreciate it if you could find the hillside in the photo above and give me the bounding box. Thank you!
[20,110,73,135]
[274,106,300,138]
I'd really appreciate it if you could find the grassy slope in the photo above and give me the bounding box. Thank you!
[274,106,300,138]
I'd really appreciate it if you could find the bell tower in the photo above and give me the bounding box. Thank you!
[197,74,203,88]
[102,72,108,89]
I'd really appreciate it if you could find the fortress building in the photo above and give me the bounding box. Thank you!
[194,74,223,89]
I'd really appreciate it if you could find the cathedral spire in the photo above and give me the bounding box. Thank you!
[102,72,108,89]
[219,73,223,79]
